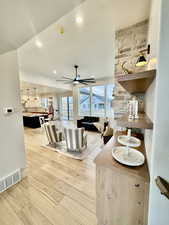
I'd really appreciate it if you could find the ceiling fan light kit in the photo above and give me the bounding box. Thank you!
[56,65,96,85]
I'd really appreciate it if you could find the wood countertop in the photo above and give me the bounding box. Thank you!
[23,112,48,117]
[94,131,150,183]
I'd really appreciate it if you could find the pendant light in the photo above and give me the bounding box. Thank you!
[26,88,30,102]
[136,44,150,67]
[34,88,38,100]
[136,54,148,67]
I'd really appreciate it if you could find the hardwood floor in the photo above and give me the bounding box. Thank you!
[0,122,102,225]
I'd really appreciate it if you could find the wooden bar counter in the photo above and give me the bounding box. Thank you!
[94,131,150,225]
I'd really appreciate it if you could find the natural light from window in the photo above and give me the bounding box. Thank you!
[79,84,114,117]
[61,96,73,120]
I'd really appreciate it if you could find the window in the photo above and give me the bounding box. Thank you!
[68,96,73,120]
[41,97,48,108]
[61,96,73,120]
[91,86,105,116]
[79,84,114,117]
[79,87,90,116]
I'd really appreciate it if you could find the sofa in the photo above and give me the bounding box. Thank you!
[77,116,99,132]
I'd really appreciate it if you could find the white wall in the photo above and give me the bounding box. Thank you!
[144,0,161,169]
[0,51,26,179]
[147,0,169,224]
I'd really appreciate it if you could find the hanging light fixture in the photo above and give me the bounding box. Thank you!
[33,88,38,100]
[136,44,150,67]
[136,54,148,67]
[26,88,30,102]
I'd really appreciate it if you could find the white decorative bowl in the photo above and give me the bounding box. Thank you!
[117,135,141,147]
[112,146,145,167]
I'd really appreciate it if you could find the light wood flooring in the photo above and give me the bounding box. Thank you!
[0,123,102,225]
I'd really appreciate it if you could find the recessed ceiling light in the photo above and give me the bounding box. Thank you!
[53,70,57,74]
[35,39,43,48]
[76,16,83,24]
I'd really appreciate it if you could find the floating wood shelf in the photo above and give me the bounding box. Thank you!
[116,113,153,129]
[117,69,156,94]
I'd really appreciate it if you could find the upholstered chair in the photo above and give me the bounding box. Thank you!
[44,123,64,145]
[63,127,87,152]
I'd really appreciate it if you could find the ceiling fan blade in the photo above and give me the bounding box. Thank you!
[56,81,73,84]
[63,76,73,80]
[79,79,96,83]
[56,78,73,81]
[56,66,96,86]
[63,80,73,83]
[79,81,89,85]
[80,78,95,81]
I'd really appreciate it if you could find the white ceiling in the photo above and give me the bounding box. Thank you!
[18,0,150,85]
[20,81,72,96]
[0,0,84,54]
[0,0,150,94]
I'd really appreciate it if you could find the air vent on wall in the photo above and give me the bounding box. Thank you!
[0,169,21,193]
[0,180,5,193]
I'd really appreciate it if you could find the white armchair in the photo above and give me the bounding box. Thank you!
[64,127,87,152]
[44,123,64,145]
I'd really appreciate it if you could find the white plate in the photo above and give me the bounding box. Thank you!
[112,146,145,167]
[118,135,141,147]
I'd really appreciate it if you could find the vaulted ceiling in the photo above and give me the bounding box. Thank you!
[0,0,84,54]
[18,0,150,84]
[0,0,150,94]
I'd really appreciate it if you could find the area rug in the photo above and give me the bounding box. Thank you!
[41,142,95,160]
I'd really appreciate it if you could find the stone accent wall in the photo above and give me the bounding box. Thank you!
[113,20,148,118]
[115,20,148,75]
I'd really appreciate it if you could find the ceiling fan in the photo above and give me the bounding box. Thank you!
[56,65,96,85]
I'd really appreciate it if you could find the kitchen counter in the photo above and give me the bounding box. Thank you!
[23,112,48,128]
[23,112,48,117]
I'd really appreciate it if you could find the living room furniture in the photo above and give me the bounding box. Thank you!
[77,116,99,131]
[39,116,45,127]
[23,113,48,128]
[44,123,64,145]
[64,127,87,152]
[102,125,114,145]
[94,130,149,225]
